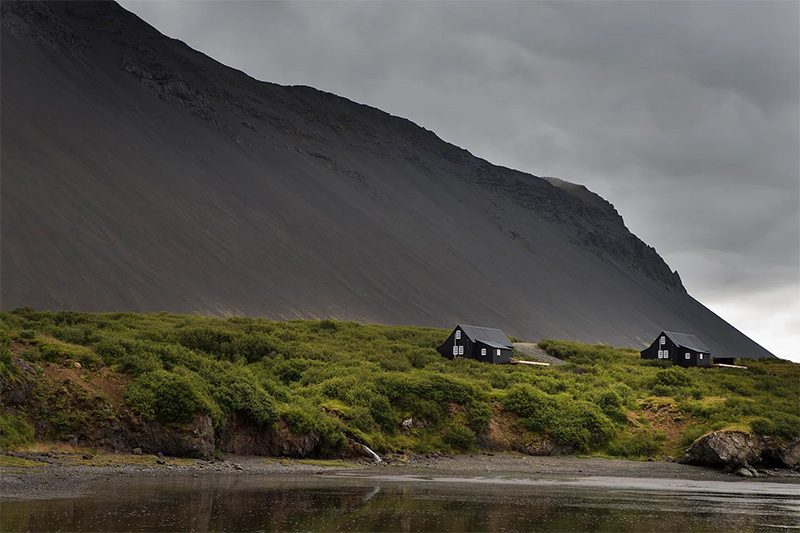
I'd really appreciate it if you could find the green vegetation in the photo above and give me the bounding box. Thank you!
[1,309,798,459]
[0,455,48,468]
[0,414,35,450]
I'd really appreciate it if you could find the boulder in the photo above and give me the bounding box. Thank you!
[683,431,800,471]
[682,431,761,470]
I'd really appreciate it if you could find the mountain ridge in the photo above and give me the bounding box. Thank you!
[0,0,773,359]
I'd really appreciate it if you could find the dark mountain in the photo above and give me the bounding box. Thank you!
[0,0,774,359]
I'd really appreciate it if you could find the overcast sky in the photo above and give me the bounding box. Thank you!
[118,0,799,362]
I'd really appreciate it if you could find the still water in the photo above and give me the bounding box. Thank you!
[2,473,799,532]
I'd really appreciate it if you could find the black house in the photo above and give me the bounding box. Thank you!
[641,331,711,367]
[437,325,514,364]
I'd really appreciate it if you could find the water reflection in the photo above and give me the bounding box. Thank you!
[2,474,798,532]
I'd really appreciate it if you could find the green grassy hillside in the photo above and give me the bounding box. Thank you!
[1,309,797,458]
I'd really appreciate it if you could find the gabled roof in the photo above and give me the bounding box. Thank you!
[663,331,711,353]
[476,339,513,350]
[458,325,513,348]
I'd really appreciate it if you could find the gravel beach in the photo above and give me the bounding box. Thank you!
[2,451,797,502]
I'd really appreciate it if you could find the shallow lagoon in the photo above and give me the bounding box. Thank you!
[2,473,799,532]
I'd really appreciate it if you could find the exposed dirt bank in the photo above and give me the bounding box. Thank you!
[2,451,797,502]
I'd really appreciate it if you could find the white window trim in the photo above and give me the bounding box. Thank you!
[455,330,461,340]
[481,348,487,356]
[685,352,690,360]
[458,345,464,355]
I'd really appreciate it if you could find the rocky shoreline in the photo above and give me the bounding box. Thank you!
[2,450,798,502]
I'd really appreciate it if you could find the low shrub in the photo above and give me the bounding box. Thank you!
[753,414,800,440]
[443,425,476,451]
[175,326,240,359]
[0,346,21,387]
[117,349,163,376]
[212,368,278,427]
[0,414,35,450]
[467,401,492,433]
[282,406,317,435]
[750,417,775,436]
[652,367,692,388]
[125,368,221,424]
[606,429,665,458]
[369,395,397,432]
[503,384,615,452]
[678,424,709,449]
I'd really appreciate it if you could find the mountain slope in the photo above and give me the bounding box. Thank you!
[0,0,774,360]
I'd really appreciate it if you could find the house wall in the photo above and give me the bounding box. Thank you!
[675,348,698,367]
[497,347,513,364]
[438,327,475,360]
[437,329,457,360]
[475,342,492,363]
[641,332,677,361]
[674,349,709,367]
[475,342,512,364]
[641,332,711,367]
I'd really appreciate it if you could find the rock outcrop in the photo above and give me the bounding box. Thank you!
[682,431,762,470]
[682,431,800,471]
[762,437,800,469]
[113,412,215,460]
[216,417,320,458]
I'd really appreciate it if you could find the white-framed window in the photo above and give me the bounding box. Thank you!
[685,352,690,360]
[496,349,501,357]
[660,336,666,345]
[455,330,461,340]
[452,346,458,356]
[699,354,703,360]
[458,346,464,355]
[663,350,669,358]
[481,348,487,356]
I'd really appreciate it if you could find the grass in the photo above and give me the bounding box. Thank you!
[1,309,798,461]
[0,456,49,468]
[17,442,102,454]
